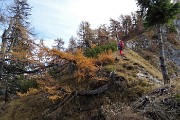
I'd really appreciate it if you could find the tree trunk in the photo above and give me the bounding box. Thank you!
[0,60,3,80]
[0,30,6,80]
[4,83,9,103]
[158,25,170,85]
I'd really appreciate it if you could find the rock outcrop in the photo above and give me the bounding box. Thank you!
[126,23,180,78]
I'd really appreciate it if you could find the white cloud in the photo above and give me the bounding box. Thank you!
[69,0,137,28]
[29,0,137,47]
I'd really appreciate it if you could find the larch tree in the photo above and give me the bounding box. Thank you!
[77,21,93,50]
[53,38,65,51]
[5,0,32,52]
[109,18,121,40]
[136,0,180,85]
[0,0,7,25]
[96,24,110,45]
[0,0,34,102]
[67,36,78,53]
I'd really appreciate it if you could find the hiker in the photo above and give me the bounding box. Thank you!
[118,40,124,56]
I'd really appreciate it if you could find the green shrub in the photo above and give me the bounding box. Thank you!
[48,67,61,78]
[174,93,180,102]
[168,24,177,33]
[85,41,117,58]
[9,75,38,93]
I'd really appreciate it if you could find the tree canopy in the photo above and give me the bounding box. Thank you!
[137,0,180,26]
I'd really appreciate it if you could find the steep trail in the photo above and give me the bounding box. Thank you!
[111,48,163,84]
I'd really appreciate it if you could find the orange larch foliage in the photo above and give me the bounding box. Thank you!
[31,74,71,102]
[16,88,38,98]
[95,50,114,66]
[73,49,97,81]
[49,48,74,61]
[48,48,97,81]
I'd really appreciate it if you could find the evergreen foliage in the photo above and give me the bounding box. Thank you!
[136,0,180,85]
[147,1,180,26]
[137,0,180,26]
[85,41,117,58]
[14,75,38,93]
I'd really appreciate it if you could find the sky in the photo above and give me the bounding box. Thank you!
[28,0,138,47]
[0,0,138,48]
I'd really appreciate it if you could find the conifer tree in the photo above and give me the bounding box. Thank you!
[0,0,33,102]
[77,21,93,50]
[136,0,180,85]
[97,24,110,45]
[53,38,65,51]
[67,36,78,53]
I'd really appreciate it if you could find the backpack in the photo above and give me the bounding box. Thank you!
[118,42,121,50]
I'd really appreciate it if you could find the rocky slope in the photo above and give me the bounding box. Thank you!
[126,25,180,79]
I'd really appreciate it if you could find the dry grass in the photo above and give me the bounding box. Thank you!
[0,93,53,120]
[103,49,163,103]
[102,103,144,120]
[108,48,162,81]
[171,77,180,92]
[167,33,180,47]
[124,48,162,80]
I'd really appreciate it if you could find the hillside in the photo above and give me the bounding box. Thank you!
[1,0,180,120]
[0,48,179,120]
[126,28,180,79]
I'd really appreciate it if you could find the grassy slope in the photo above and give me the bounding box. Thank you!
[107,48,162,80]
[127,30,180,78]
[0,49,165,120]
[0,93,53,120]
